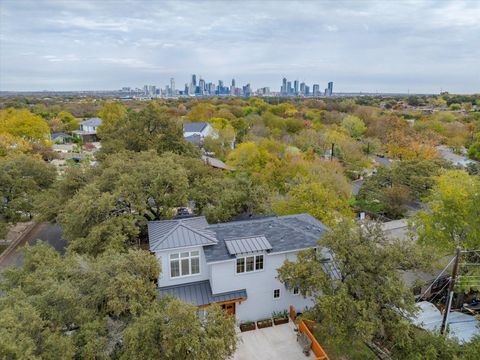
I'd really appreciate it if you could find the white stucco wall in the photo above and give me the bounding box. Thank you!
[210,251,314,322]
[156,245,209,287]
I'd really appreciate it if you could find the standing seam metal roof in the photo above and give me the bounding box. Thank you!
[148,214,328,262]
[148,216,217,251]
[225,235,272,255]
[158,280,247,306]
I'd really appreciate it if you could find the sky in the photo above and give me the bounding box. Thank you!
[0,0,479,93]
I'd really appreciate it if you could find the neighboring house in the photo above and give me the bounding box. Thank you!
[436,145,476,168]
[148,214,331,322]
[51,132,72,144]
[73,117,102,142]
[183,122,215,145]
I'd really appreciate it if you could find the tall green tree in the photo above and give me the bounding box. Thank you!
[277,220,430,344]
[97,102,198,158]
[0,243,236,359]
[416,170,480,251]
[0,154,56,237]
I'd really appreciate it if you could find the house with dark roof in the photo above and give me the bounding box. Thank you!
[148,214,331,321]
[73,117,102,142]
[183,122,215,144]
[51,132,72,144]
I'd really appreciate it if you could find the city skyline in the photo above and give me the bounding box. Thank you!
[1,0,479,93]
[119,75,334,98]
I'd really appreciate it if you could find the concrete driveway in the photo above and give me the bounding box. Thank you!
[233,321,315,360]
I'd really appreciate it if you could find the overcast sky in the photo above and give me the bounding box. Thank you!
[0,0,479,93]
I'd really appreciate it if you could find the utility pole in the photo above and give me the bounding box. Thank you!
[440,247,461,335]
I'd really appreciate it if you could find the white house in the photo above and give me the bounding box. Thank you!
[148,214,331,322]
[73,117,102,142]
[183,122,215,145]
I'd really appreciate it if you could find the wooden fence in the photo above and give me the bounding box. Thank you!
[290,305,330,360]
[298,320,330,360]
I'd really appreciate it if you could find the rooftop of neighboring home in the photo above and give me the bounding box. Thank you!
[183,122,210,133]
[51,132,71,140]
[148,214,328,263]
[411,301,480,343]
[79,117,102,127]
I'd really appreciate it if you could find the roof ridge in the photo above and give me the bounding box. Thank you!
[224,234,266,241]
[178,223,218,244]
[151,222,181,251]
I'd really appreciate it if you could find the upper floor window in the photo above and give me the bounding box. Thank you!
[170,250,200,278]
[236,254,264,274]
[293,286,299,295]
[273,289,280,299]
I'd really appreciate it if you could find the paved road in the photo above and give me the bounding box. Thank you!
[0,223,67,269]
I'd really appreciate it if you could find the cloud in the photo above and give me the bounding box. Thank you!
[325,25,338,32]
[0,0,479,93]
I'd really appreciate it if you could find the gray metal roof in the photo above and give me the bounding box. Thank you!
[184,122,209,133]
[148,216,217,251]
[79,117,102,127]
[158,280,247,306]
[148,213,328,262]
[225,235,272,255]
[204,214,328,263]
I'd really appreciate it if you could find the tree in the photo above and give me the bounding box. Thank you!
[277,220,430,346]
[0,243,236,359]
[97,102,198,158]
[0,154,56,237]
[415,170,480,251]
[121,302,236,360]
[55,151,189,255]
[341,115,367,139]
[273,182,353,227]
[227,141,276,173]
[0,108,50,143]
[356,159,446,218]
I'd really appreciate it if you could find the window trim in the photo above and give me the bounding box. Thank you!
[169,250,201,279]
[292,286,300,296]
[236,254,264,274]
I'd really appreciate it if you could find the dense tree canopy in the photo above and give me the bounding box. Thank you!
[0,243,236,359]
[277,221,430,345]
[415,170,480,251]
[0,154,56,237]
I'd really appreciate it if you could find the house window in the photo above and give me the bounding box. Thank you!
[293,287,299,295]
[170,251,200,278]
[273,289,280,299]
[236,254,264,274]
[246,256,254,272]
[236,258,245,273]
[255,255,264,270]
